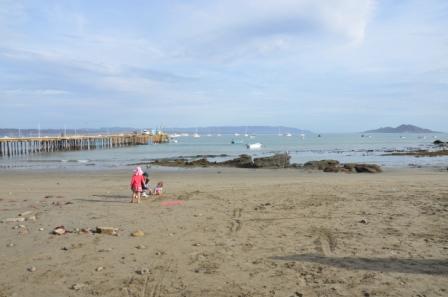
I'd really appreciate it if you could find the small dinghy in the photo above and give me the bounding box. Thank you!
[246,142,262,149]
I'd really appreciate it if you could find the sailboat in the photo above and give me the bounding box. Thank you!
[192,128,200,138]
[277,128,283,136]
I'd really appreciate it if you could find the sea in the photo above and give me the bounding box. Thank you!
[1,133,447,170]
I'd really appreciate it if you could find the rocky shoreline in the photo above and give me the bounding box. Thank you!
[383,150,448,157]
[149,153,382,173]
[381,140,448,157]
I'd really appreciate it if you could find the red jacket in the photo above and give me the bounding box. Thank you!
[130,175,145,190]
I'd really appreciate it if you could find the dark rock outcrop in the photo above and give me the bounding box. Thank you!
[433,140,447,147]
[220,154,255,168]
[149,155,381,173]
[303,160,381,173]
[188,158,214,167]
[303,160,340,170]
[353,164,382,173]
[253,153,290,168]
[383,150,448,157]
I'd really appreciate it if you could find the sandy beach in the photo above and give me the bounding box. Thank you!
[0,167,447,297]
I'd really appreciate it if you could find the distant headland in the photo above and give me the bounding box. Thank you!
[164,126,311,135]
[0,126,311,137]
[364,124,438,133]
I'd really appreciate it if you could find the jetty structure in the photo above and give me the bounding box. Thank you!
[0,133,169,157]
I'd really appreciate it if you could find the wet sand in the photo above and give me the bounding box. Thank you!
[0,167,447,297]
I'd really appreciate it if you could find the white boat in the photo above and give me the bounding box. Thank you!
[285,133,292,137]
[170,139,178,143]
[246,142,262,149]
[193,128,200,138]
[234,133,240,137]
[299,133,305,139]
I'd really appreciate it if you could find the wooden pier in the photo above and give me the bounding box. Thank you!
[0,133,169,157]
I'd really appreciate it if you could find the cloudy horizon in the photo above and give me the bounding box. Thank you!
[1,0,447,132]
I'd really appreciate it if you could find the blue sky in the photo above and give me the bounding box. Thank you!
[0,0,447,132]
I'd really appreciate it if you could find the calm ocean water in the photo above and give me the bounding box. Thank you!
[1,133,447,170]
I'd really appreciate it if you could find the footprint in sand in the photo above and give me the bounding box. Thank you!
[229,208,243,233]
[312,227,337,256]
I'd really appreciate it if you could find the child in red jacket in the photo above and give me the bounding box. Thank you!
[130,167,145,203]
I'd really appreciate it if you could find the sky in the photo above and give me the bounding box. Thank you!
[0,0,447,132]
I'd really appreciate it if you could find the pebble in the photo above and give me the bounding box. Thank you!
[38,228,44,231]
[6,243,15,247]
[26,216,36,221]
[131,230,144,237]
[192,243,201,247]
[96,266,104,272]
[98,248,113,252]
[71,283,86,290]
[96,226,118,236]
[53,226,66,235]
[136,268,150,275]
[360,219,368,224]
[18,211,32,217]
[136,245,147,249]
[27,266,36,272]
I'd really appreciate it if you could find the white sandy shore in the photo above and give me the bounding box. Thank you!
[0,167,447,297]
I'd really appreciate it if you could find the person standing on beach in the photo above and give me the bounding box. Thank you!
[141,171,152,197]
[130,167,145,203]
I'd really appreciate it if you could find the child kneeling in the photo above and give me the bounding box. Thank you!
[154,181,163,195]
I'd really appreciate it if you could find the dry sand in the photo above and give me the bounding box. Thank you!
[0,167,447,297]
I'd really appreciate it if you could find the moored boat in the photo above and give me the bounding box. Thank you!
[246,142,262,149]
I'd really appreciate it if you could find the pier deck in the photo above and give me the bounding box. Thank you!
[0,133,168,157]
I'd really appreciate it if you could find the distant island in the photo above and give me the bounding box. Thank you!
[364,124,437,133]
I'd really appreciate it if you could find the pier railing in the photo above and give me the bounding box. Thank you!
[0,133,168,157]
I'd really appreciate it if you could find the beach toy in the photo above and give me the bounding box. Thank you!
[160,200,184,207]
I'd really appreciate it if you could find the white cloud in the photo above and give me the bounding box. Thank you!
[172,0,376,60]
[1,89,70,96]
